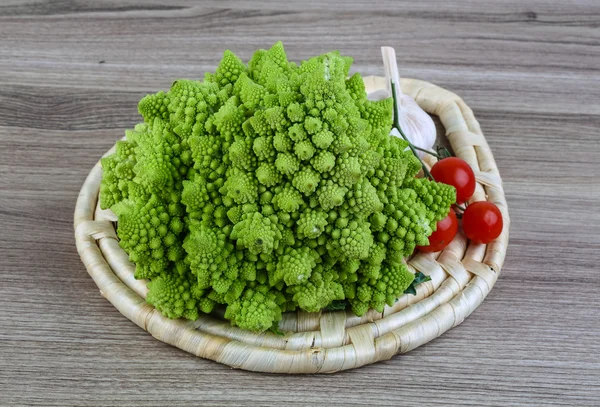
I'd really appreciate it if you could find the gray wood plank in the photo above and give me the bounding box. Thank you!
[0,1,599,406]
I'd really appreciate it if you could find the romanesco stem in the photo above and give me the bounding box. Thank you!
[390,81,434,180]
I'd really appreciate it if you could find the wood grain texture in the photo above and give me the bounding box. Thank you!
[0,0,599,405]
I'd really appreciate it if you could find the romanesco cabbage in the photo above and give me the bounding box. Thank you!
[100,42,455,332]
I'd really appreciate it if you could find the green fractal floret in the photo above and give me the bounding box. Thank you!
[224,285,284,332]
[99,139,137,209]
[111,194,184,280]
[99,41,456,332]
[230,212,282,255]
[146,270,206,320]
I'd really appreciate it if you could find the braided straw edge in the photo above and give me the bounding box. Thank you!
[74,78,509,373]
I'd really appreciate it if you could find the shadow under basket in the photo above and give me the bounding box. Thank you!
[74,77,509,374]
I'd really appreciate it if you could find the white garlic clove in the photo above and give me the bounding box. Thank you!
[394,93,437,158]
[377,46,437,158]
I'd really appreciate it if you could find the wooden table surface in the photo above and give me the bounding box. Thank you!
[1,1,599,405]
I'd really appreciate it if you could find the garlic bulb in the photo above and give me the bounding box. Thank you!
[368,47,437,158]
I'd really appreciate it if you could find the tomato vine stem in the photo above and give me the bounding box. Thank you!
[454,203,467,212]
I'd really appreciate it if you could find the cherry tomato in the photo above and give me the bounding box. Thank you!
[417,210,458,253]
[430,157,476,204]
[462,201,503,244]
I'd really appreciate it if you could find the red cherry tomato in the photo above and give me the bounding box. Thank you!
[417,210,458,253]
[462,201,503,244]
[430,157,476,204]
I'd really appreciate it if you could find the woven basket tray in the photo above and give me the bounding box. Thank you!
[74,77,509,374]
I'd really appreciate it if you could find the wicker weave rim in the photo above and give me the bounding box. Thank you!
[74,77,509,373]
